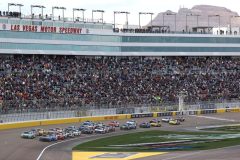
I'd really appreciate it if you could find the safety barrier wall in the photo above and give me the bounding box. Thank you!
[0,114,131,130]
[1,102,239,123]
[0,107,239,130]
[0,121,41,130]
[129,108,240,119]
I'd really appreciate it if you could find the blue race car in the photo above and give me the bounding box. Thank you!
[139,122,151,128]
[39,134,57,142]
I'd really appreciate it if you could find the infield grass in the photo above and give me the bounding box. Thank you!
[73,130,240,152]
[202,125,240,132]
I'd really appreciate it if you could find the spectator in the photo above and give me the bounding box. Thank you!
[0,55,239,113]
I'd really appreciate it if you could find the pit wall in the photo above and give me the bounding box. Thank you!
[0,108,239,130]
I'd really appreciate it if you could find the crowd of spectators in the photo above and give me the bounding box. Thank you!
[0,55,240,112]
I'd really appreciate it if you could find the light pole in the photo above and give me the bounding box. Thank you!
[125,12,130,29]
[186,14,189,32]
[113,11,118,29]
[52,6,66,21]
[208,15,220,33]
[60,7,66,21]
[92,10,105,23]
[31,5,45,19]
[139,12,154,29]
[113,11,130,30]
[81,9,86,22]
[163,13,165,27]
[8,3,24,18]
[73,8,86,22]
[195,15,200,28]
[186,14,200,33]
[165,13,177,33]
[229,16,240,34]
[52,6,58,20]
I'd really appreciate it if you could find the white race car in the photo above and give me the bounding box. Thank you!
[72,129,81,136]
[161,117,172,123]
[21,131,36,139]
[127,120,137,126]
[95,127,107,134]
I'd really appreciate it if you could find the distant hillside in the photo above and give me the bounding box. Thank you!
[149,5,240,32]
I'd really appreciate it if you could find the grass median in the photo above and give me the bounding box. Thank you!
[73,130,240,152]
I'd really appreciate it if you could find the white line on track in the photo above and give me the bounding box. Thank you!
[190,115,236,122]
[36,135,96,160]
[36,129,144,160]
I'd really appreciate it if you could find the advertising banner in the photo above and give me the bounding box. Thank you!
[0,23,87,34]
[131,113,154,118]
[157,112,173,117]
[200,109,217,114]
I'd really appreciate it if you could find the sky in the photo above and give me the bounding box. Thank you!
[0,0,239,26]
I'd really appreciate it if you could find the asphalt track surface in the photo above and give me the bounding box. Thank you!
[0,112,240,160]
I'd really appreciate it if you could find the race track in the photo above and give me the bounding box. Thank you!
[0,112,240,160]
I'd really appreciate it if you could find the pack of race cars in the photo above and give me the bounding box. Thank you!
[21,117,185,142]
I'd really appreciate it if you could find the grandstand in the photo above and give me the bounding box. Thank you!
[0,3,240,120]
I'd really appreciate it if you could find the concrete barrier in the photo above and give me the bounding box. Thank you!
[217,108,226,113]
[0,114,131,130]
[0,108,239,130]
[40,117,80,126]
[0,121,41,130]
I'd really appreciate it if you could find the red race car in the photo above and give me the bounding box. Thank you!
[56,133,65,140]
[108,121,120,127]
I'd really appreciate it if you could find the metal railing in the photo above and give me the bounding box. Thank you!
[0,99,239,123]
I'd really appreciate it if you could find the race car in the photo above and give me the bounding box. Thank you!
[66,126,77,131]
[39,134,57,142]
[106,125,116,132]
[55,128,64,133]
[96,122,105,128]
[79,125,87,131]
[176,116,185,122]
[35,128,48,136]
[30,128,38,135]
[95,127,107,134]
[120,124,131,130]
[63,132,70,138]
[121,122,137,130]
[169,119,181,125]
[149,119,159,123]
[127,120,137,125]
[79,121,96,130]
[21,131,36,139]
[150,121,161,127]
[66,131,75,138]
[161,117,172,123]
[108,121,120,127]
[139,122,151,128]
[81,127,94,134]
[126,120,137,128]
[72,129,81,136]
[56,133,65,140]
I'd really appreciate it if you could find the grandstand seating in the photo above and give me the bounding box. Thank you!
[0,55,239,112]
